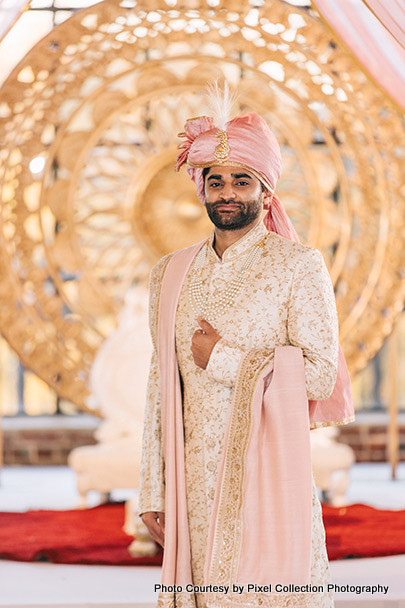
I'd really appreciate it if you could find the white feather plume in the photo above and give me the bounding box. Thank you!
[206,80,238,131]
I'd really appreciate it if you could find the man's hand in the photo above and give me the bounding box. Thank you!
[191,317,221,370]
[141,511,165,548]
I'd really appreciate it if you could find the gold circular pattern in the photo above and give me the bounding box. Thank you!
[0,0,404,411]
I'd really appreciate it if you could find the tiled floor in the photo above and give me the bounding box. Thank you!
[0,463,404,607]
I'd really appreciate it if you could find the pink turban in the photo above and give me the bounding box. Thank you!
[175,111,299,241]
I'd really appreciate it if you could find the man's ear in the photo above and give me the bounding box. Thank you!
[262,190,272,210]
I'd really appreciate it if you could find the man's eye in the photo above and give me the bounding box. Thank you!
[236,181,249,186]
[210,182,222,187]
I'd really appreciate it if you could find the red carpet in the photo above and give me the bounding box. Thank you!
[0,503,162,565]
[322,503,405,560]
[0,503,404,565]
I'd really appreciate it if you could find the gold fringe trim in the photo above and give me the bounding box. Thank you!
[310,415,355,430]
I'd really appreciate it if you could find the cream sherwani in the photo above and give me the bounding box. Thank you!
[139,220,338,607]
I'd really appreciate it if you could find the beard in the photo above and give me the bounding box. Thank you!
[205,197,263,231]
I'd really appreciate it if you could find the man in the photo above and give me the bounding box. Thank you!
[138,99,353,608]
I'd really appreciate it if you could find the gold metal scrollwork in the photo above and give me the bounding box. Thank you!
[0,0,403,411]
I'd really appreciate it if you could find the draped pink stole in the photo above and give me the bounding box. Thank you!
[238,346,312,584]
[158,242,204,586]
[203,346,312,590]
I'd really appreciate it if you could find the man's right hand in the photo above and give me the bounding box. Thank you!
[141,511,165,548]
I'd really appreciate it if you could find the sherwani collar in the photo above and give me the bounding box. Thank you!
[207,219,267,262]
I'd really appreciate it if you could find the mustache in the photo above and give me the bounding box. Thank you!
[210,200,244,207]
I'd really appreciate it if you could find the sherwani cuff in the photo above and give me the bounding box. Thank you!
[206,338,245,387]
[138,498,165,517]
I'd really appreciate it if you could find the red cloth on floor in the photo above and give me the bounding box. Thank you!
[0,503,162,565]
[0,502,404,565]
[323,503,405,560]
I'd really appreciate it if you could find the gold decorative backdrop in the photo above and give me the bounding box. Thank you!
[0,0,404,412]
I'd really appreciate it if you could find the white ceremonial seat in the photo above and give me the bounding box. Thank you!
[68,286,152,509]
[310,426,355,507]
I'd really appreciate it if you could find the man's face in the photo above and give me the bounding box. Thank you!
[204,166,264,231]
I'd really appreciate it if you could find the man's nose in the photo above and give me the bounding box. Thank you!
[219,183,236,199]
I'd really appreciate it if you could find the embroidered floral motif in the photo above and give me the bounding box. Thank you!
[138,252,175,516]
[140,221,339,607]
[214,129,230,161]
[175,224,337,608]
[157,591,196,608]
[208,349,274,585]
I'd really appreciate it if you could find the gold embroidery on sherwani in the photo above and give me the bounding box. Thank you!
[208,349,274,587]
[157,591,196,608]
[157,592,175,608]
[138,252,175,516]
[141,221,338,608]
[205,482,334,608]
[174,222,335,608]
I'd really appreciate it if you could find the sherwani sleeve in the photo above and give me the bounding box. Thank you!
[138,258,169,516]
[287,248,339,400]
[205,339,246,388]
[206,247,338,397]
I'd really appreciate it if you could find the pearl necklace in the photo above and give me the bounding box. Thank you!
[188,232,269,323]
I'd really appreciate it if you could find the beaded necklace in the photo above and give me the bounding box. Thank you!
[188,232,269,323]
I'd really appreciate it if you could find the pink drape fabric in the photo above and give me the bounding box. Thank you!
[263,192,354,426]
[363,0,405,47]
[158,243,203,586]
[203,345,312,589]
[263,193,300,241]
[237,346,312,585]
[309,346,354,426]
[312,0,405,110]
